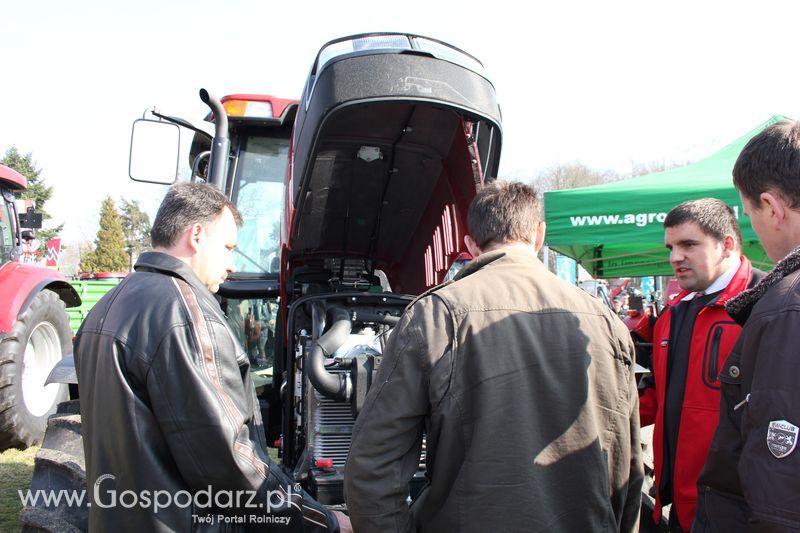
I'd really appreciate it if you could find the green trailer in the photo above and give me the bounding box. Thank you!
[66,277,124,334]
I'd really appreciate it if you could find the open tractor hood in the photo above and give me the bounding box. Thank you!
[286,33,502,295]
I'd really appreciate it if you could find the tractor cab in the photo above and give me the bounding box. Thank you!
[0,164,29,265]
[130,94,300,378]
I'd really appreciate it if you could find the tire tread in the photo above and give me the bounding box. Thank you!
[20,404,88,533]
[0,290,71,450]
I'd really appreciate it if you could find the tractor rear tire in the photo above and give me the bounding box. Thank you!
[20,399,88,533]
[0,290,71,450]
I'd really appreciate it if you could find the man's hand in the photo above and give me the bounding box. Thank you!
[332,511,353,533]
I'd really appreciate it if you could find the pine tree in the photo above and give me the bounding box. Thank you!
[119,198,151,267]
[1,146,53,218]
[80,197,129,273]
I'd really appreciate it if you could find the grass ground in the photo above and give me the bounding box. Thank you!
[0,446,38,532]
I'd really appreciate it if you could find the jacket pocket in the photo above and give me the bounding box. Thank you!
[716,350,746,423]
[701,321,737,390]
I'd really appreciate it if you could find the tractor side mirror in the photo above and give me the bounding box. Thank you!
[129,118,180,185]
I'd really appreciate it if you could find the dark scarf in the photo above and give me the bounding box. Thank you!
[725,245,800,324]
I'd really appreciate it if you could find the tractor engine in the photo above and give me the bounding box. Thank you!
[282,266,426,505]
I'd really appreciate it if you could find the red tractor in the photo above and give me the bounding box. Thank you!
[0,164,79,449]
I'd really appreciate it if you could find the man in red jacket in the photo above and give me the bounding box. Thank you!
[639,198,763,532]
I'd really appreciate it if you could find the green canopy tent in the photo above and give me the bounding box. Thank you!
[543,116,786,278]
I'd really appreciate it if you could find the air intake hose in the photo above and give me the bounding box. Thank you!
[309,303,352,401]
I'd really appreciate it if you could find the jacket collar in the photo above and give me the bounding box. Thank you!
[726,245,800,324]
[454,246,541,282]
[670,255,753,309]
[134,251,213,298]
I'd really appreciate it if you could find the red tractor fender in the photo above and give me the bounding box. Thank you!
[0,262,81,334]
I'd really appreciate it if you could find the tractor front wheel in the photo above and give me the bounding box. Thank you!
[0,290,71,450]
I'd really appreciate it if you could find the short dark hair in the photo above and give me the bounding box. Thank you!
[150,183,243,248]
[733,120,800,208]
[467,180,542,248]
[664,198,742,249]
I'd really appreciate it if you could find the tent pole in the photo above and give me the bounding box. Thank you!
[542,245,550,272]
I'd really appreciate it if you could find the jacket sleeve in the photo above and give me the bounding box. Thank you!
[344,301,435,533]
[737,310,800,531]
[620,331,645,533]
[146,312,338,532]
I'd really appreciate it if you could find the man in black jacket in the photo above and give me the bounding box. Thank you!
[695,120,800,532]
[76,183,348,532]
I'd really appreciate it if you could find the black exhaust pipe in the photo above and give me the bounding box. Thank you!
[309,303,352,401]
[199,88,229,190]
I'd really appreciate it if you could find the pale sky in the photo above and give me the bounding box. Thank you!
[3,0,799,245]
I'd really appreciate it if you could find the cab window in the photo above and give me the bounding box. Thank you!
[0,194,16,264]
[230,135,289,274]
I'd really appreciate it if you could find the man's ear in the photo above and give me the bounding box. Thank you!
[720,234,736,258]
[534,221,546,253]
[761,191,787,230]
[464,234,482,258]
[186,223,204,253]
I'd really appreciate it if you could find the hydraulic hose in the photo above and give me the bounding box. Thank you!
[309,303,352,401]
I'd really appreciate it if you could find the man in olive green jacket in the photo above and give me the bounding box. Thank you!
[345,181,643,533]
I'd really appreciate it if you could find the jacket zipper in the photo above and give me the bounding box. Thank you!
[708,326,723,383]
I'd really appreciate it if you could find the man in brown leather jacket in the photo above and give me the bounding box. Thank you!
[345,181,643,532]
[695,120,800,532]
[76,184,348,532]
